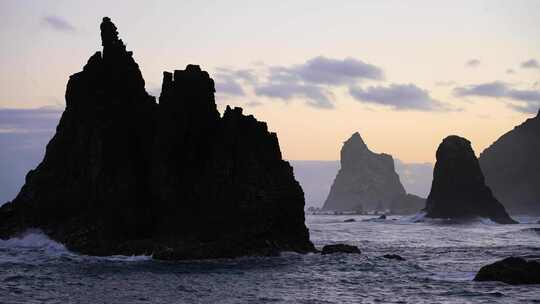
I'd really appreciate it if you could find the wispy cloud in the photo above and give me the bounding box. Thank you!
[453,81,540,114]
[268,56,384,85]
[521,58,539,69]
[42,16,76,32]
[465,59,481,68]
[349,84,448,111]
[255,83,333,109]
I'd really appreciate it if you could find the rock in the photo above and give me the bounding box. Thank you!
[425,136,516,224]
[378,214,387,220]
[474,257,540,285]
[343,218,356,223]
[479,110,540,215]
[321,244,361,255]
[0,17,315,259]
[383,254,405,261]
[322,133,424,214]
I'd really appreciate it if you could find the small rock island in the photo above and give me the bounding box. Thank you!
[425,135,516,224]
[0,17,314,259]
[322,132,424,214]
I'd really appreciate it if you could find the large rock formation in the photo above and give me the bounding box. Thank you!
[0,17,314,259]
[479,110,540,215]
[425,135,516,224]
[322,133,424,214]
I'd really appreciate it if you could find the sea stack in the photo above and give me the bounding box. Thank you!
[322,132,424,214]
[425,135,515,224]
[479,110,540,215]
[0,17,314,259]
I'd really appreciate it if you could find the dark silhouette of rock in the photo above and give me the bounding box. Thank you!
[322,133,424,214]
[343,218,356,223]
[474,257,540,285]
[383,254,405,261]
[0,17,314,259]
[425,136,516,224]
[479,110,540,215]
[321,244,361,255]
[378,214,387,220]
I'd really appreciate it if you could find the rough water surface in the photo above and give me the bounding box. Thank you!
[1,215,539,304]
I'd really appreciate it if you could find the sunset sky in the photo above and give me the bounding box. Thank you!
[1,0,539,163]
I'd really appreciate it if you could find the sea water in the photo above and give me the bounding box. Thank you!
[1,215,539,304]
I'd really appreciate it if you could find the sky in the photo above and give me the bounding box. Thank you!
[1,0,539,163]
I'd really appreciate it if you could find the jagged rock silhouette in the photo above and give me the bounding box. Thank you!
[0,17,314,259]
[322,132,424,214]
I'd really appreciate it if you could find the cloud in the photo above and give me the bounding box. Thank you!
[255,83,334,109]
[215,67,258,84]
[213,67,260,97]
[215,79,245,96]
[42,16,76,32]
[349,83,447,111]
[521,59,539,69]
[453,81,508,98]
[453,81,540,114]
[269,56,384,85]
[465,59,481,68]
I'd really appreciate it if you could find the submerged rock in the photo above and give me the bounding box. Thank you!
[0,17,314,259]
[322,132,424,214]
[425,136,516,224]
[474,257,540,285]
[321,244,361,255]
[343,218,356,223]
[382,254,405,261]
[479,110,540,215]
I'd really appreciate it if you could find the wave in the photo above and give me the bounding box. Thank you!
[0,229,67,252]
[398,212,502,225]
[0,230,151,263]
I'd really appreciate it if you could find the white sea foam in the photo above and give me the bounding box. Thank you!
[0,229,66,252]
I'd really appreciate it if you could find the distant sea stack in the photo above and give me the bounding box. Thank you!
[479,110,540,215]
[322,133,424,214]
[0,17,314,259]
[425,135,516,224]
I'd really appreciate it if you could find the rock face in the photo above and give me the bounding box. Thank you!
[322,133,424,214]
[474,257,540,285]
[479,110,540,215]
[0,17,314,259]
[425,136,516,224]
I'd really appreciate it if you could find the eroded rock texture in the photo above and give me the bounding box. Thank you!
[322,133,424,214]
[425,136,516,224]
[0,17,314,259]
[479,110,540,215]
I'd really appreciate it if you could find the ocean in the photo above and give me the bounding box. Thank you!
[1,214,539,304]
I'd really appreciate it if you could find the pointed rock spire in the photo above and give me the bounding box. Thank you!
[426,135,515,223]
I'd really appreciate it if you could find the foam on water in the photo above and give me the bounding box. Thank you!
[0,230,67,252]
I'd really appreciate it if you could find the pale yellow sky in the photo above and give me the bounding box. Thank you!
[1,0,539,163]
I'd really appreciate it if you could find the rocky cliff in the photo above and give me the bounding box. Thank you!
[322,133,424,214]
[479,110,540,215]
[0,17,314,259]
[425,135,516,224]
